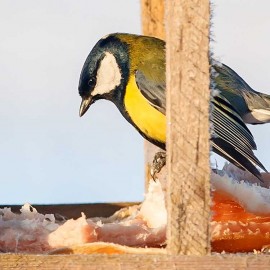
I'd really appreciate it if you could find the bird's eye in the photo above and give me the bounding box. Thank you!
[88,77,96,88]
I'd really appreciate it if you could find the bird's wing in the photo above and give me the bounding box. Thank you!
[135,70,166,114]
[213,63,254,94]
[211,93,267,180]
[136,67,266,179]
[214,63,270,111]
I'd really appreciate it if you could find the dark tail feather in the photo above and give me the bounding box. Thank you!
[212,138,263,181]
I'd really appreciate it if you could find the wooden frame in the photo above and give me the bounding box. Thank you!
[1,254,270,269]
[2,0,270,268]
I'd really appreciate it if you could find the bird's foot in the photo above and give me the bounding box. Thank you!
[150,151,166,180]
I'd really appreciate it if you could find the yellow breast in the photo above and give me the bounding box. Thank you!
[124,75,166,143]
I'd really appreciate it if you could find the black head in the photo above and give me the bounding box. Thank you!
[78,34,130,117]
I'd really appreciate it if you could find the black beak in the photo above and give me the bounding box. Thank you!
[79,96,93,117]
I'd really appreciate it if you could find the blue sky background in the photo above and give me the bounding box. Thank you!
[0,0,269,204]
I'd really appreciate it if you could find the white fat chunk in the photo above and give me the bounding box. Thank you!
[212,163,270,215]
[140,180,167,228]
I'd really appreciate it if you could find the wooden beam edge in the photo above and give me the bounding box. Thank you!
[1,254,270,269]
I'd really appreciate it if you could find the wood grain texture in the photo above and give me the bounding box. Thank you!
[141,0,166,190]
[166,0,211,255]
[1,254,270,270]
[141,0,165,39]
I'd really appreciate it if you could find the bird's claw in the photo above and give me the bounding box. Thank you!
[150,151,166,180]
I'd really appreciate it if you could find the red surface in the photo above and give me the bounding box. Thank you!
[211,191,270,253]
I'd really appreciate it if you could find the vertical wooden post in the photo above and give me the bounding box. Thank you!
[141,0,166,189]
[166,0,211,255]
[141,0,165,38]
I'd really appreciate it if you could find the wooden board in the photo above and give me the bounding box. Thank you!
[1,254,270,270]
[165,0,211,255]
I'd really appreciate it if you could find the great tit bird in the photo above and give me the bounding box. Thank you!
[78,33,267,180]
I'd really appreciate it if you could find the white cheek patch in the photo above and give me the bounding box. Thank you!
[92,52,122,96]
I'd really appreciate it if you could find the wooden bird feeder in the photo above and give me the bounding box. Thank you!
[1,0,270,268]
